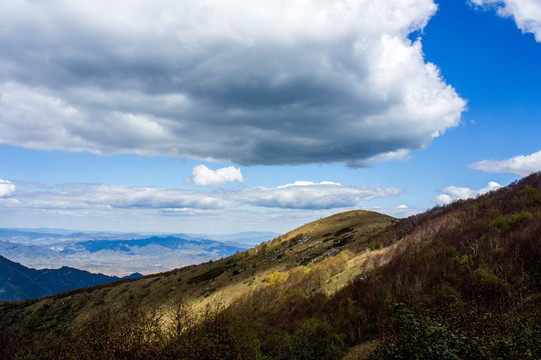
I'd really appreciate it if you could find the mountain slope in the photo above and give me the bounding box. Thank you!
[0,210,393,332]
[1,174,541,359]
[0,256,135,302]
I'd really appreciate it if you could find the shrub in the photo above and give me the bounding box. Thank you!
[289,318,345,360]
[370,303,464,360]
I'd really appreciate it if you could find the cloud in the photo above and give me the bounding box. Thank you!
[277,181,342,188]
[240,182,402,209]
[471,0,541,41]
[0,0,465,166]
[190,165,244,186]
[0,179,16,197]
[0,179,406,233]
[365,204,424,218]
[87,186,233,210]
[434,181,502,205]
[469,150,541,176]
[3,180,401,212]
[12,180,54,189]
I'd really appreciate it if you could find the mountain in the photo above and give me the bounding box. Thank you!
[0,235,249,276]
[71,235,242,254]
[187,231,280,245]
[0,229,67,242]
[1,173,540,359]
[0,255,142,302]
[0,240,61,264]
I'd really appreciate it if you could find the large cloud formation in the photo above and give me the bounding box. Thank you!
[471,0,541,41]
[3,181,401,211]
[0,0,465,166]
[469,150,541,176]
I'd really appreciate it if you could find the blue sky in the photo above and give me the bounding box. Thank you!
[0,0,540,234]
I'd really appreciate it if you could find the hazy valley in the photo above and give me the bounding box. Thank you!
[0,231,276,276]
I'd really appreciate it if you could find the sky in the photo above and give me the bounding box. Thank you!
[0,0,540,235]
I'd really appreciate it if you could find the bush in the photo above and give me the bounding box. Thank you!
[166,306,262,360]
[370,303,464,360]
[289,318,345,360]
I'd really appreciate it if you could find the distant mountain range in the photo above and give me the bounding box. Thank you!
[0,255,142,302]
[187,231,279,246]
[0,230,275,301]
[0,231,276,276]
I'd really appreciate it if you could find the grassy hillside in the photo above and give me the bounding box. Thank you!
[0,210,393,341]
[1,173,541,359]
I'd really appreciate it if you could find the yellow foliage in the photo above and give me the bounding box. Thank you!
[265,272,289,287]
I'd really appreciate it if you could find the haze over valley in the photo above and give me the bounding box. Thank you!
[0,229,274,276]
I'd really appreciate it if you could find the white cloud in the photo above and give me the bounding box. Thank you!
[366,204,424,218]
[0,179,408,233]
[434,181,502,205]
[190,165,244,186]
[471,0,541,41]
[0,179,16,197]
[469,150,541,176]
[239,182,402,209]
[2,180,401,212]
[87,185,233,209]
[0,0,465,166]
[277,181,341,189]
[12,180,53,189]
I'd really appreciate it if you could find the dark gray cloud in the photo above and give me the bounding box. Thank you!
[0,0,465,166]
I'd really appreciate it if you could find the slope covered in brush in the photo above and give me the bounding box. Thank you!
[234,172,541,359]
[0,210,393,339]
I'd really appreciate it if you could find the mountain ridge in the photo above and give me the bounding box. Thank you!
[0,255,142,302]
